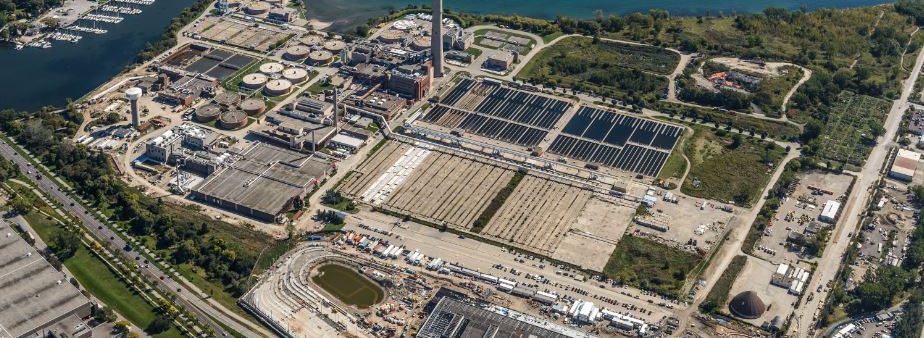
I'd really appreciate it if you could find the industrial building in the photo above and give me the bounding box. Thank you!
[770,263,810,295]
[417,298,592,338]
[0,224,94,338]
[189,143,332,222]
[889,148,920,181]
[484,51,515,70]
[144,124,227,175]
[388,64,431,100]
[345,91,407,120]
[327,133,366,153]
[819,200,841,224]
[255,97,338,151]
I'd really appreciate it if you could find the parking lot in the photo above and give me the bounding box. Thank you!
[853,182,919,281]
[753,171,853,264]
[340,210,679,324]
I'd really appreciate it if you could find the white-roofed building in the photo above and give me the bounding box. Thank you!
[820,200,841,223]
[889,148,920,181]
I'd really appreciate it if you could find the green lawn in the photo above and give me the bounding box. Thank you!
[681,125,786,206]
[603,236,704,298]
[700,255,747,313]
[311,264,384,308]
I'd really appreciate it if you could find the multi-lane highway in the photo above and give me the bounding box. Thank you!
[0,137,272,338]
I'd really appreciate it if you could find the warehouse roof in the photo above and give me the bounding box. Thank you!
[0,222,92,338]
[192,143,330,218]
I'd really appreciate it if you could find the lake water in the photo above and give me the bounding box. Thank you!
[0,0,890,111]
[305,0,890,31]
[0,0,194,112]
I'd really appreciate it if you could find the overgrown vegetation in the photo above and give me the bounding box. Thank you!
[655,102,802,141]
[602,236,704,298]
[700,255,747,313]
[517,36,675,105]
[471,170,525,233]
[803,91,890,167]
[681,124,786,206]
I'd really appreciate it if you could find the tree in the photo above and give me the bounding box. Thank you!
[9,195,32,215]
[113,321,130,334]
[146,317,171,334]
[49,231,80,260]
[94,306,116,323]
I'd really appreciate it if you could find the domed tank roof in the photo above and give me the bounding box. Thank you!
[218,110,248,129]
[323,40,346,52]
[282,68,308,83]
[300,34,324,46]
[283,45,311,60]
[307,50,333,64]
[213,92,241,106]
[244,2,270,15]
[241,73,269,89]
[240,98,266,115]
[379,29,404,43]
[259,62,285,75]
[195,104,223,122]
[729,291,766,319]
[263,79,292,96]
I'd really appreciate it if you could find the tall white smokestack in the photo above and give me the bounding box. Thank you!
[431,0,444,77]
[126,87,143,129]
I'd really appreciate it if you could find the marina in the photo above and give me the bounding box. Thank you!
[18,0,155,49]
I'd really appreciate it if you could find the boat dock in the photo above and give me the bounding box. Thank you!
[19,0,155,49]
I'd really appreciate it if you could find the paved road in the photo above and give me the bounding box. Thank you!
[789,43,924,338]
[0,138,272,338]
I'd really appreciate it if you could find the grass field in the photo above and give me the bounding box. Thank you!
[603,236,704,298]
[311,264,384,308]
[516,36,675,102]
[681,125,786,206]
[700,255,747,313]
[815,91,890,166]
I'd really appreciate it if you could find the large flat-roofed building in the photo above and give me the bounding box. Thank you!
[0,222,94,338]
[889,148,920,182]
[418,298,593,338]
[189,143,332,222]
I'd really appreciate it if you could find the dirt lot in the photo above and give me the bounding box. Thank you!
[481,175,590,254]
[753,171,853,265]
[726,256,801,326]
[552,196,635,270]
[632,193,736,254]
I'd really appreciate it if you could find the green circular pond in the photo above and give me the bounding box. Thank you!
[311,264,385,309]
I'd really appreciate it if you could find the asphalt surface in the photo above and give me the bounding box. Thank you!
[0,138,268,338]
